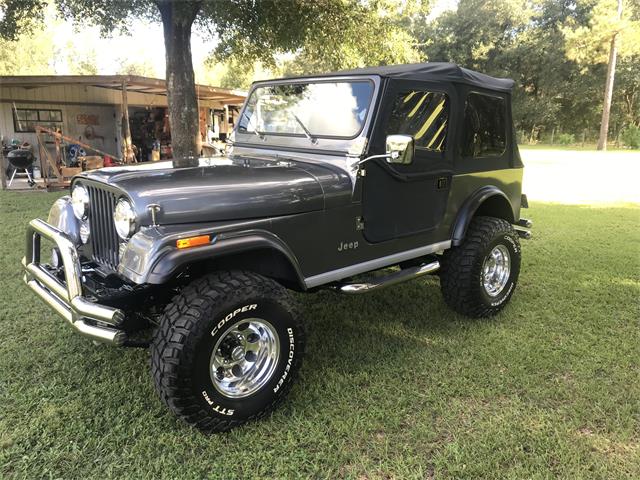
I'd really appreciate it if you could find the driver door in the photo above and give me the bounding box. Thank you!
[362,80,453,243]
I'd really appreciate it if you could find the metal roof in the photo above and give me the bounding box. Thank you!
[0,74,247,104]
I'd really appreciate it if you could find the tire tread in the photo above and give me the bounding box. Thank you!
[440,216,520,318]
[150,270,304,433]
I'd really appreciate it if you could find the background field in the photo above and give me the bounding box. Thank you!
[1,150,639,479]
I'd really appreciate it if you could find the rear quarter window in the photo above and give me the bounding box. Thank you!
[460,92,506,157]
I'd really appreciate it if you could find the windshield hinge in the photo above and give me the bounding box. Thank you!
[355,217,365,231]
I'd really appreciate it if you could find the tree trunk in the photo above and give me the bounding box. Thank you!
[156,0,202,168]
[597,0,623,151]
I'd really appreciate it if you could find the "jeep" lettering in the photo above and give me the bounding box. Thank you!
[338,241,358,252]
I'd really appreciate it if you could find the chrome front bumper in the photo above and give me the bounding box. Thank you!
[22,219,126,346]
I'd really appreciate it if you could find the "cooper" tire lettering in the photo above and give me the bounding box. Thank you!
[273,328,295,393]
[211,304,258,336]
[202,390,235,416]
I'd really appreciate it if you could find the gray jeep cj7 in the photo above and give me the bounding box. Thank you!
[23,63,531,432]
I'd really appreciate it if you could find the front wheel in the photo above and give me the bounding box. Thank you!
[150,271,304,432]
[439,216,521,318]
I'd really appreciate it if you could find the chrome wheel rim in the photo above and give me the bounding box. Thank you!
[482,244,511,297]
[210,318,280,399]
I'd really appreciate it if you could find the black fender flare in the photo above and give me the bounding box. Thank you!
[451,186,515,246]
[146,229,306,289]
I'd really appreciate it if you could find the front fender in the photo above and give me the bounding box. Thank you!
[118,225,304,287]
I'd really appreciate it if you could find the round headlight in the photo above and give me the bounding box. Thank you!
[114,198,136,239]
[71,185,89,220]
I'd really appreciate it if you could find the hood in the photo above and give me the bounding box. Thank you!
[77,155,352,226]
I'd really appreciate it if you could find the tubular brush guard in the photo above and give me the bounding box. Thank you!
[22,218,126,346]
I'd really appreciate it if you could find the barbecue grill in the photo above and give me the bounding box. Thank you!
[7,148,35,186]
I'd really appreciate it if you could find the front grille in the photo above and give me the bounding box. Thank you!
[86,184,120,270]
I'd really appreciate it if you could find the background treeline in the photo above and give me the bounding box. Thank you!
[1,0,639,147]
[412,0,640,147]
[217,0,640,147]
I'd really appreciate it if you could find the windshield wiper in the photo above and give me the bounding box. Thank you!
[292,113,318,145]
[240,111,265,140]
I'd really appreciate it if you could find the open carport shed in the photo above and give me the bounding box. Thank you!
[0,74,246,170]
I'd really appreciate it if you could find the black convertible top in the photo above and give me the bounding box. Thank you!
[276,62,515,93]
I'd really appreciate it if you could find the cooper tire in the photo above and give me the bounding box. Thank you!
[440,216,521,318]
[150,271,304,432]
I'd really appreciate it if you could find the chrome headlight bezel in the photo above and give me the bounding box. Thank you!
[71,184,89,220]
[47,196,81,245]
[79,219,91,244]
[113,198,136,240]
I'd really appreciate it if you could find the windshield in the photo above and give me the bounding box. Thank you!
[238,80,374,139]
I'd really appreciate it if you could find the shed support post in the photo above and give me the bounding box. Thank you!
[121,81,135,163]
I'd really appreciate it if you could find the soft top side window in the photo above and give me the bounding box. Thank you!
[460,92,506,158]
[386,91,449,153]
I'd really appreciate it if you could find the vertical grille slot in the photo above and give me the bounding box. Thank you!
[87,184,120,271]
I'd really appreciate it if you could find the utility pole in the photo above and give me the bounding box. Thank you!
[597,0,623,151]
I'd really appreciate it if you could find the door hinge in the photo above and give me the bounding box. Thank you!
[355,217,365,231]
[358,168,366,177]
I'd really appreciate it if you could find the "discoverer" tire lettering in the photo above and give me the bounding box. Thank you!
[273,328,295,393]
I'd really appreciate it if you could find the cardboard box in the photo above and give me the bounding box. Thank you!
[81,155,104,170]
[61,167,82,178]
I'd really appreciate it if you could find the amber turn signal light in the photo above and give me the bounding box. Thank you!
[176,234,211,249]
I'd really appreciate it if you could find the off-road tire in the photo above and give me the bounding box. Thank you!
[150,271,304,432]
[440,216,521,318]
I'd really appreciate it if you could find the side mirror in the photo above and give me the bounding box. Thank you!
[353,134,415,172]
[386,134,414,165]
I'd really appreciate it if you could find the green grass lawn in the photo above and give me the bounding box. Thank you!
[1,190,638,479]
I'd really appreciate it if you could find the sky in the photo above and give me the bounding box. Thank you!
[48,0,458,81]
[54,22,217,79]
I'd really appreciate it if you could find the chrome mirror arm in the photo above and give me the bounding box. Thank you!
[351,152,399,172]
[358,153,391,165]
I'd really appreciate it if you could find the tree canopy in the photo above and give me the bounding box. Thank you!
[410,0,640,144]
[1,0,639,149]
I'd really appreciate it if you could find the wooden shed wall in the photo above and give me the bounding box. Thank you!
[0,102,120,158]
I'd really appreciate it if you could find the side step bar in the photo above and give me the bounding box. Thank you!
[337,260,440,294]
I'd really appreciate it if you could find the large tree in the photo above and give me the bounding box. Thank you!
[563,0,640,149]
[0,0,417,166]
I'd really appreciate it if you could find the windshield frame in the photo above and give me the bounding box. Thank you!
[233,75,381,155]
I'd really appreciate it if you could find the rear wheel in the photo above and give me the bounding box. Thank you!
[440,216,521,317]
[150,271,304,432]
